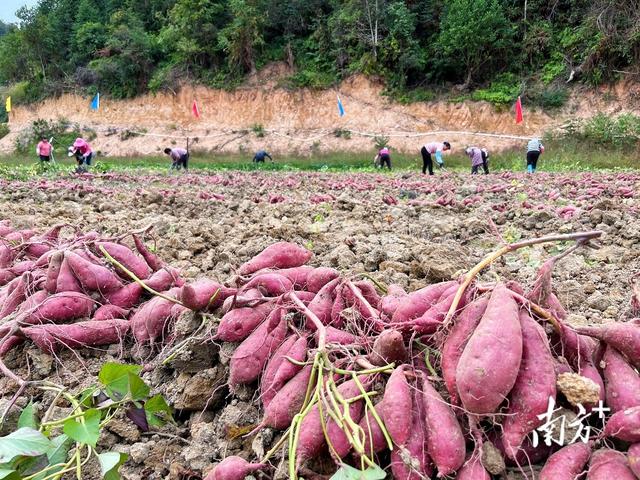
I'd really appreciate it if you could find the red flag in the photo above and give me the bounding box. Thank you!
[515,96,523,124]
[192,99,200,118]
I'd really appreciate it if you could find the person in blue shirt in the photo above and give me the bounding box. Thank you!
[253,150,273,163]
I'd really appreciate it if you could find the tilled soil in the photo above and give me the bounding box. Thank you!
[1,169,639,479]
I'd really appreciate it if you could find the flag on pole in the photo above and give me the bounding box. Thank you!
[515,96,523,124]
[5,96,11,113]
[90,93,100,111]
[192,99,200,118]
[337,95,345,117]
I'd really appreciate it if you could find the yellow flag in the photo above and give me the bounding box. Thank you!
[5,97,11,113]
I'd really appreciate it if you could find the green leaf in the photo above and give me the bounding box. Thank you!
[20,434,74,480]
[330,464,386,480]
[98,364,149,401]
[144,395,173,428]
[0,469,20,480]
[17,402,38,430]
[98,451,128,480]
[0,428,52,463]
[62,409,100,448]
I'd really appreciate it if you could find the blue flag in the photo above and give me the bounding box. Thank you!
[90,93,100,111]
[337,95,345,117]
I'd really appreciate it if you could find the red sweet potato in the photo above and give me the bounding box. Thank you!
[44,251,63,293]
[456,283,523,414]
[359,401,387,456]
[133,234,164,271]
[421,374,465,476]
[628,443,640,478]
[130,292,180,343]
[221,289,264,313]
[0,273,28,319]
[306,267,340,293]
[317,326,358,346]
[56,257,82,293]
[262,364,313,430]
[179,279,236,311]
[204,456,265,480]
[104,282,143,309]
[215,302,272,342]
[382,366,412,446]
[261,336,298,407]
[354,281,381,309]
[22,319,130,354]
[539,442,591,480]
[369,329,407,366]
[65,251,123,293]
[307,278,341,328]
[25,242,52,260]
[0,335,24,356]
[604,406,640,442]
[238,242,312,276]
[17,290,48,315]
[330,284,346,328]
[271,335,307,388]
[93,304,130,321]
[588,449,636,480]
[577,321,640,369]
[143,267,183,292]
[411,288,462,335]
[0,268,16,287]
[380,284,408,319]
[502,310,557,459]
[97,242,151,280]
[269,266,314,289]
[240,273,293,297]
[603,346,640,413]
[441,296,489,405]
[345,281,383,329]
[16,292,94,325]
[391,280,457,324]
[5,229,36,242]
[456,455,491,480]
[229,307,287,386]
[10,261,35,276]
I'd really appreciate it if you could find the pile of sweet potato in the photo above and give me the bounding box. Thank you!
[2,220,639,480]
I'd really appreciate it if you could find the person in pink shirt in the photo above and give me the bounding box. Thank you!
[375,146,392,169]
[420,141,451,175]
[36,137,53,162]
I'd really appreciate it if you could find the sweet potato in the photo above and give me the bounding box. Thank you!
[65,251,123,293]
[359,401,387,456]
[240,273,293,297]
[5,229,36,242]
[97,241,151,280]
[16,292,94,325]
[130,292,180,343]
[588,449,636,480]
[215,302,272,342]
[93,304,129,321]
[143,267,183,292]
[238,242,312,276]
[604,406,640,442]
[22,319,130,354]
[10,261,35,276]
[179,280,235,311]
[307,278,341,328]
[579,362,606,405]
[229,307,287,386]
[271,335,307,388]
[317,326,358,346]
[44,251,63,293]
[17,290,48,315]
[577,321,640,369]
[380,284,408,319]
[25,242,52,260]
[306,267,340,293]
[0,335,24,356]
[502,310,556,459]
[221,288,264,313]
[539,442,591,480]
[0,273,28,319]
[421,374,466,476]
[56,257,82,293]
[382,366,412,446]
[354,281,381,309]
[603,346,640,413]
[0,268,16,287]
[369,329,407,366]
[133,234,164,271]
[441,296,489,405]
[262,364,313,430]
[411,288,462,334]
[628,443,640,478]
[457,283,523,414]
[456,456,491,480]
[261,336,297,407]
[204,456,266,480]
[390,390,432,480]
[104,282,143,309]
[391,280,457,324]
[270,266,314,289]
[345,281,383,329]
[330,284,346,328]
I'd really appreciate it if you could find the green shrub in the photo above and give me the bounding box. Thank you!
[471,74,520,105]
[374,135,389,149]
[0,123,8,140]
[251,123,265,137]
[527,85,569,110]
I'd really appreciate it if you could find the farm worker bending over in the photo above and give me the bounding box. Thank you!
[253,150,273,163]
[375,147,392,169]
[164,147,189,171]
[526,138,544,173]
[465,146,489,175]
[36,137,53,162]
[69,138,95,166]
[421,141,450,175]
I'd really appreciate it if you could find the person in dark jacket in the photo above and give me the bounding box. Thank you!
[253,150,273,163]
